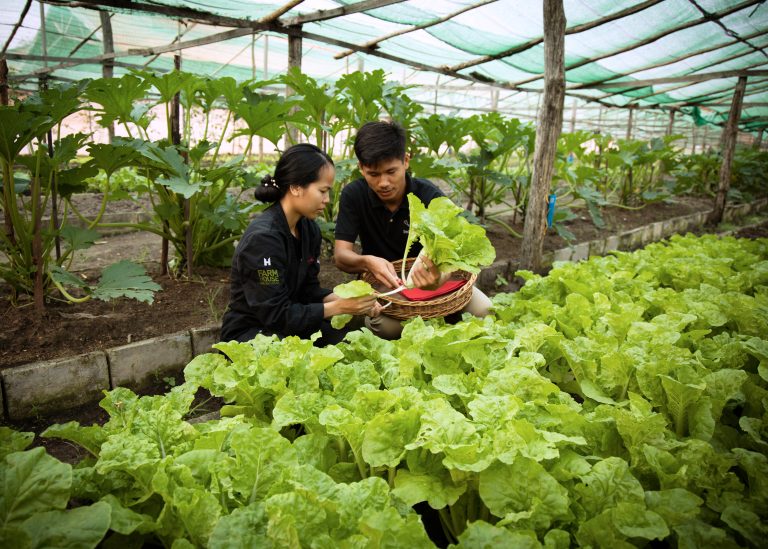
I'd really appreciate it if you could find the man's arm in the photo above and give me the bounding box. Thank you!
[334,240,401,289]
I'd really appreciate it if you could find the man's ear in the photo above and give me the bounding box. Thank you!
[403,153,410,171]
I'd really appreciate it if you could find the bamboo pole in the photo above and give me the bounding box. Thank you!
[570,97,577,132]
[691,123,698,153]
[667,109,675,136]
[260,34,268,161]
[100,10,115,143]
[433,74,440,114]
[708,76,747,225]
[33,77,46,312]
[0,58,8,105]
[626,106,634,140]
[520,0,565,272]
[286,28,302,146]
[33,2,47,313]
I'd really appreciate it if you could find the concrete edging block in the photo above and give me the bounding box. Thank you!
[570,242,590,262]
[2,351,109,419]
[108,332,192,389]
[660,219,676,238]
[603,235,620,253]
[191,324,220,356]
[588,239,605,257]
[650,221,664,241]
[552,247,572,262]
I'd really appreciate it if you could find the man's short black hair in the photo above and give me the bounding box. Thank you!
[353,121,407,167]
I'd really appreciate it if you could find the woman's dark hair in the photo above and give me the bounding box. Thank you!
[254,143,334,203]
[353,121,407,167]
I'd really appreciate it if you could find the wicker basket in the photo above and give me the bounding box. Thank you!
[362,257,476,320]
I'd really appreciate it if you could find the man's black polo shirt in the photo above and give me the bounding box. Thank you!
[335,174,444,261]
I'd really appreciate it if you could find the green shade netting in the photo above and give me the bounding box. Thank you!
[1,0,766,130]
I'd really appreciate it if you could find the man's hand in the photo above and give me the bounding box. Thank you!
[365,256,401,290]
[409,255,441,290]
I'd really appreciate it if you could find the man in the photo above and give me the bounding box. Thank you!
[333,120,491,339]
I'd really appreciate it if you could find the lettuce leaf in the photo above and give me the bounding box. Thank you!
[402,194,496,277]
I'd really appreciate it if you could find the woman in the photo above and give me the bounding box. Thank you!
[221,143,379,345]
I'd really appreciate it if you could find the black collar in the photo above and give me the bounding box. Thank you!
[365,172,415,213]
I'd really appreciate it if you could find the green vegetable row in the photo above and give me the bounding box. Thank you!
[1,233,766,547]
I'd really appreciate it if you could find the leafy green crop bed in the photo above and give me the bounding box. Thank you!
[2,234,767,547]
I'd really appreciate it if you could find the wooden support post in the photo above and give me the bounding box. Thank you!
[32,75,47,312]
[626,106,634,140]
[691,124,698,154]
[570,97,577,133]
[0,57,8,105]
[260,34,268,161]
[754,128,763,150]
[520,0,565,273]
[667,109,675,136]
[170,53,192,277]
[708,76,747,225]
[703,125,709,152]
[433,74,439,114]
[251,32,256,80]
[286,28,302,146]
[39,1,47,70]
[99,10,114,143]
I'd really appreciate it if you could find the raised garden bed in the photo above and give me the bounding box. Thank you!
[1,195,766,422]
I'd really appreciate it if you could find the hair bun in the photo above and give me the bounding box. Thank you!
[261,174,278,188]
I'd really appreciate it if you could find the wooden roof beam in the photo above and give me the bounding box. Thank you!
[334,0,498,60]
[282,0,408,26]
[568,29,768,91]
[49,0,408,27]
[685,0,768,59]
[580,69,768,89]
[506,0,763,88]
[445,0,664,72]
[2,0,33,55]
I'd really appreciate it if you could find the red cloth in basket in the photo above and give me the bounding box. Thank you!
[400,279,468,301]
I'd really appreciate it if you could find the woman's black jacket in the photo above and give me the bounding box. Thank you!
[220,203,331,342]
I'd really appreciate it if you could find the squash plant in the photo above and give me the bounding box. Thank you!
[453,113,535,235]
[78,72,298,271]
[0,82,159,310]
[279,68,421,242]
[582,133,683,207]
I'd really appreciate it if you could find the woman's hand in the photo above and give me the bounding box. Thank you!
[364,256,401,289]
[409,255,441,290]
[325,294,378,318]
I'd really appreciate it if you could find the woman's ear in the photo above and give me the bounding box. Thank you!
[289,185,303,197]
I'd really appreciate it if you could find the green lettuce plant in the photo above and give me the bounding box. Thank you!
[401,194,496,284]
[330,280,375,329]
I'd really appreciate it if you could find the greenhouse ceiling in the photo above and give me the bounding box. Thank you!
[1,0,767,131]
